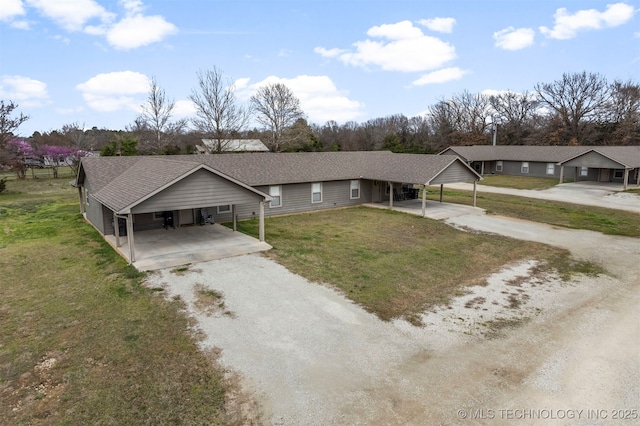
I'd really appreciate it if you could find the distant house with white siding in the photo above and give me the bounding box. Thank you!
[196,139,269,154]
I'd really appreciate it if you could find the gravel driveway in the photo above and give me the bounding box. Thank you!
[146,186,640,425]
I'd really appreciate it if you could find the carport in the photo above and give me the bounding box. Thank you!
[558,148,640,190]
[105,223,271,271]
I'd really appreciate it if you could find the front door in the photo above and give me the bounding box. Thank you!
[179,209,194,226]
[599,169,609,182]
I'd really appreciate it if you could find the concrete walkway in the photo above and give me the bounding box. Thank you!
[447,181,640,213]
[364,199,484,220]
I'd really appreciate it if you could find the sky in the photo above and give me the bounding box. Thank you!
[0,0,639,137]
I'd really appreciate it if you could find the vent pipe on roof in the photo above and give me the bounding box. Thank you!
[492,122,498,146]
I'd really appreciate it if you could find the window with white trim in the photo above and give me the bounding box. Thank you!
[153,211,164,220]
[496,161,503,172]
[613,169,624,179]
[269,185,281,207]
[580,167,588,177]
[521,162,529,174]
[350,180,360,199]
[546,163,555,175]
[311,182,322,203]
[217,205,231,213]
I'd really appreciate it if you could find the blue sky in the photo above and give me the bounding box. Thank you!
[1,0,638,137]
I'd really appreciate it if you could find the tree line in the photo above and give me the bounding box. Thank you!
[1,70,638,169]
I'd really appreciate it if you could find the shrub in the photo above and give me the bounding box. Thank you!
[0,177,7,194]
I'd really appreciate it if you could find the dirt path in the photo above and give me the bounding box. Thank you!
[148,214,640,425]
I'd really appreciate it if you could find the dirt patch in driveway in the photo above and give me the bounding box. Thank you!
[146,215,640,425]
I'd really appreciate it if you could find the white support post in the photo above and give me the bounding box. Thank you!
[232,204,237,231]
[127,213,135,263]
[113,212,120,247]
[421,184,427,217]
[559,165,564,184]
[623,169,629,190]
[473,181,477,207]
[259,201,265,242]
[389,182,393,208]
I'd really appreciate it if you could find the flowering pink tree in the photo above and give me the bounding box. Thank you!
[41,145,75,178]
[6,138,34,179]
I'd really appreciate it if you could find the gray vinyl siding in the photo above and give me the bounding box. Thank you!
[85,193,106,234]
[132,169,264,214]
[211,180,373,222]
[563,152,625,169]
[430,162,477,184]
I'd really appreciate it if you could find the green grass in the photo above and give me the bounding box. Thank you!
[232,207,597,322]
[0,166,76,181]
[0,179,229,425]
[426,187,640,237]
[478,174,560,190]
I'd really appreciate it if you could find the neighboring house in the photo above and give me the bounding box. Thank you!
[76,152,481,262]
[440,145,640,189]
[196,138,270,154]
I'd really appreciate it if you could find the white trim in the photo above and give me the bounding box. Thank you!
[269,185,282,208]
[311,182,322,203]
[546,163,555,175]
[350,180,360,199]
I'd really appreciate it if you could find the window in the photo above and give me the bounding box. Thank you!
[350,180,360,199]
[269,185,281,208]
[580,167,588,177]
[311,182,322,203]
[613,169,624,179]
[546,163,555,175]
[153,211,164,220]
[521,162,529,174]
[496,161,503,172]
[217,205,231,213]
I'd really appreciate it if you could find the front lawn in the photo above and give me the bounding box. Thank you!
[234,207,598,322]
[0,179,229,425]
[478,174,559,190]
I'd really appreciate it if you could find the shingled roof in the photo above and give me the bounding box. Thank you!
[78,152,480,213]
[440,145,640,167]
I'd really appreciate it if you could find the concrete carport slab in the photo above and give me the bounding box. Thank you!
[365,199,485,220]
[104,224,271,271]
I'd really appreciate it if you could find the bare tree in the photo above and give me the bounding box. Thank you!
[489,91,540,144]
[0,100,30,148]
[189,67,249,153]
[134,76,187,154]
[250,82,304,152]
[61,122,91,150]
[535,72,610,145]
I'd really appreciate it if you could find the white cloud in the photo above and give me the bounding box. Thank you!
[315,20,456,72]
[540,2,635,40]
[76,71,149,112]
[172,99,197,118]
[106,14,177,49]
[26,0,115,32]
[411,67,469,86]
[493,27,535,50]
[237,75,364,123]
[0,0,25,21]
[17,0,176,49]
[418,17,456,33]
[0,74,49,107]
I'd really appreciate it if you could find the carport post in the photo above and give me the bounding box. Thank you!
[389,182,393,208]
[113,212,120,247]
[421,184,427,217]
[232,204,237,231]
[258,201,265,242]
[559,165,564,184]
[623,169,629,190]
[473,181,477,207]
[127,213,135,263]
[439,184,443,202]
